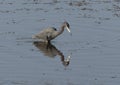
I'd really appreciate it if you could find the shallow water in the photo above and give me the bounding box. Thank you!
[0,0,120,85]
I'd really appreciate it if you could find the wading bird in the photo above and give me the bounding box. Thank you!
[32,21,71,43]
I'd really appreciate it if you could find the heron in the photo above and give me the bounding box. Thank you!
[32,21,71,43]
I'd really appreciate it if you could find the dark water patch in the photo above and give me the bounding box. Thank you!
[0,10,10,13]
[0,80,27,85]
[34,8,44,11]
[0,32,15,35]
[111,76,118,79]
[92,0,112,4]
[98,17,111,20]
[78,13,95,19]
[30,0,61,5]
[54,7,63,10]
[114,0,120,2]
[114,13,120,17]
[113,4,120,11]
[36,18,46,22]
[69,0,89,7]
[81,7,95,11]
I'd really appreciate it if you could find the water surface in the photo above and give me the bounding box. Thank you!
[0,0,120,85]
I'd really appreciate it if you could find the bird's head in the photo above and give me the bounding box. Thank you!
[63,21,71,33]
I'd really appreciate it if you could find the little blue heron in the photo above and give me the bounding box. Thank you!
[32,21,71,43]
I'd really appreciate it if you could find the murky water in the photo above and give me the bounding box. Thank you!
[0,0,120,85]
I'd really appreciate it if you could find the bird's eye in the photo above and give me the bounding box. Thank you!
[53,28,57,31]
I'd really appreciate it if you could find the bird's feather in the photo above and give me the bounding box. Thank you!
[33,27,58,41]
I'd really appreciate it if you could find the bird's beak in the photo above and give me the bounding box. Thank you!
[66,26,71,33]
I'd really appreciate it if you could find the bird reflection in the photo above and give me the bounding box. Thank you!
[33,41,71,67]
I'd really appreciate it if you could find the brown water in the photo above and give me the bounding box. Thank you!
[0,0,120,85]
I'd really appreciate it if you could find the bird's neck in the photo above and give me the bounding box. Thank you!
[57,25,64,35]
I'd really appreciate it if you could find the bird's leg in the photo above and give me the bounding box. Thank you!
[46,36,51,44]
[48,40,51,44]
[43,36,51,50]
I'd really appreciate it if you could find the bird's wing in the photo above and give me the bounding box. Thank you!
[33,27,58,40]
[45,27,57,40]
